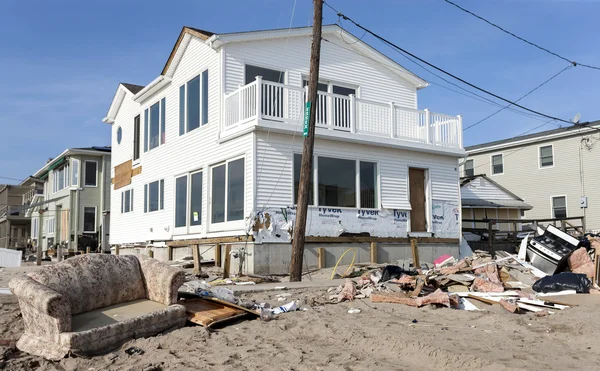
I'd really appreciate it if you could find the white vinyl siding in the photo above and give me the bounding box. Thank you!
[255,132,458,211]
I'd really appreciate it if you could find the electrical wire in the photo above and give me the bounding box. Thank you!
[444,0,600,71]
[464,64,573,131]
[322,37,554,124]
[323,1,576,125]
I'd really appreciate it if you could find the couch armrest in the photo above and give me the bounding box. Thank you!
[9,275,72,335]
[137,255,185,306]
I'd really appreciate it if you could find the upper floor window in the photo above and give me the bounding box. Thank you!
[552,196,567,219]
[84,160,98,187]
[52,163,70,193]
[144,179,164,213]
[71,159,79,187]
[180,70,209,135]
[491,154,503,175]
[144,98,166,152]
[133,115,141,161]
[121,189,133,213]
[116,126,123,144]
[47,217,55,234]
[540,145,553,168]
[211,158,244,223]
[464,159,474,177]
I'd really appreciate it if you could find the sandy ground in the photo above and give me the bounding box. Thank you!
[2,264,600,370]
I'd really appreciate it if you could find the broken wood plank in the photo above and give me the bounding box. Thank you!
[370,242,377,263]
[177,298,248,328]
[303,236,459,244]
[215,243,222,267]
[168,236,254,247]
[517,298,568,310]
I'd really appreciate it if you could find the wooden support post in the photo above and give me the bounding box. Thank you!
[488,221,494,255]
[115,245,120,256]
[595,248,600,287]
[370,242,377,263]
[317,248,325,269]
[148,249,154,258]
[289,0,324,282]
[223,244,232,279]
[167,245,173,261]
[192,244,201,276]
[410,239,420,269]
[86,246,90,254]
[215,243,222,267]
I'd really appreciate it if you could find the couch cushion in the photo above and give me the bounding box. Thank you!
[28,254,146,315]
[71,299,168,332]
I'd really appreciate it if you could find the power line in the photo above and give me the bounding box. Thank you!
[444,0,600,71]
[322,35,555,124]
[323,1,575,125]
[464,64,573,131]
[0,176,26,182]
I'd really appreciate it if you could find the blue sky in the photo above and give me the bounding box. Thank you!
[2,0,600,184]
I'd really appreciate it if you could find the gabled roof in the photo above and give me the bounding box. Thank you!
[460,174,532,210]
[105,24,429,123]
[466,121,600,154]
[121,83,145,95]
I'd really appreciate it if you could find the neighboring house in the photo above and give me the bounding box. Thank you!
[460,174,532,232]
[464,122,600,232]
[103,25,465,274]
[30,147,112,253]
[0,184,34,249]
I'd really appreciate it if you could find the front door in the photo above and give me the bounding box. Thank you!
[409,168,427,232]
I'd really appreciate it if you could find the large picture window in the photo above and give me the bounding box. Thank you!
[179,70,209,135]
[175,171,204,229]
[175,176,188,228]
[52,163,70,193]
[318,157,356,207]
[144,180,164,213]
[211,158,244,224]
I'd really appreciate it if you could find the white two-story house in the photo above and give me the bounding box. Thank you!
[103,25,465,274]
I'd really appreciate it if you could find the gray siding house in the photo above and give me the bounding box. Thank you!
[464,121,600,231]
[30,147,112,253]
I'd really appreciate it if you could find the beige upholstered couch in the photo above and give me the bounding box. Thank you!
[9,254,187,360]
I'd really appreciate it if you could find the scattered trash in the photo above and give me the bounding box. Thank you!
[532,273,591,294]
[0,289,11,295]
[411,319,418,323]
[124,347,145,356]
[271,301,297,315]
[347,308,361,314]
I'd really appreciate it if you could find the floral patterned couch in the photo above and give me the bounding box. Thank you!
[9,254,187,360]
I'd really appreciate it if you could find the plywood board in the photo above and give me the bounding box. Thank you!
[409,168,426,232]
[178,298,248,327]
[113,160,133,190]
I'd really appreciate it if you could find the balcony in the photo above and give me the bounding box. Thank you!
[222,77,463,152]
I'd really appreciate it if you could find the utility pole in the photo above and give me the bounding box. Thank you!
[289,0,323,282]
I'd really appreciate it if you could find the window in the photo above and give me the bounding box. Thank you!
[245,65,284,84]
[84,161,98,186]
[47,217,55,234]
[52,163,70,193]
[175,176,188,228]
[117,126,122,144]
[83,207,96,233]
[175,171,203,229]
[145,99,165,151]
[464,159,474,177]
[211,158,244,223]
[72,159,79,186]
[359,161,377,208]
[491,154,503,175]
[180,71,209,135]
[318,157,356,207]
[133,115,140,161]
[144,180,164,213]
[293,154,314,205]
[552,196,567,219]
[121,189,133,213]
[540,145,553,168]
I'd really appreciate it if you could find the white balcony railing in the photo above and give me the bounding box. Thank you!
[223,77,463,149]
